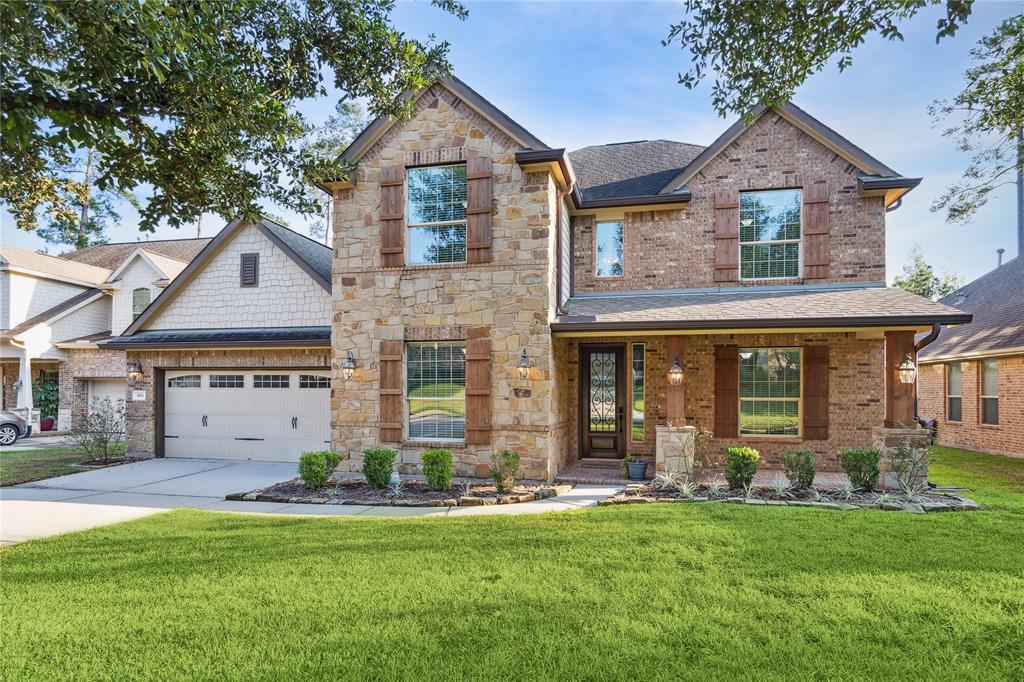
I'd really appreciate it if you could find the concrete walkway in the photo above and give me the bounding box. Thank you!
[2,433,77,452]
[0,458,622,545]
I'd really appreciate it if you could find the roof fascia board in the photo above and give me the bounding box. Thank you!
[551,313,972,333]
[255,220,331,292]
[103,339,330,350]
[552,324,929,338]
[919,346,1024,363]
[105,248,166,282]
[0,264,107,288]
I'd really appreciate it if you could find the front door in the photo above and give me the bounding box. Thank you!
[579,344,626,458]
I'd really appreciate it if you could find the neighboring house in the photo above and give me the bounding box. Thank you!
[0,238,208,431]
[918,256,1023,456]
[108,78,969,481]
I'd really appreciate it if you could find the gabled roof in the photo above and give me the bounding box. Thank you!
[104,247,190,283]
[918,256,1024,361]
[568,140,705,203]
[1,288,105,338]
[0,245,111,286]
[122,218,331,336]
[62,238,211,269]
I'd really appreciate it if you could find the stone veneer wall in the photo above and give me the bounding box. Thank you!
[330,84,562,481]
[124,349,330,456]
[1,361,18,410]
[558,332,885,472]
[59,348,127,430]
[918,355,1024,457]
[573,112,887,292]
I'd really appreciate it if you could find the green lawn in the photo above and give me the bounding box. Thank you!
[1,448,1023,680]
[0,444,125,487]
[929,444,1024,514]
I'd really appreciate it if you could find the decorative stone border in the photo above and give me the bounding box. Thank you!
[598,492,981,513]
[226,483,574,508]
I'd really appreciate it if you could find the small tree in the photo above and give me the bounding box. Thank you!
[894,245,962,301]
[69,397,125,464]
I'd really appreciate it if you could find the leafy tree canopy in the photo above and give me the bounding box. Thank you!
[665,1,1022,224]
[893,244,963,300]
[1,0,466,235]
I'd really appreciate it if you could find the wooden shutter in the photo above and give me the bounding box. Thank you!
[714,190,739,282]
[803,345,830,439]
[714,346,739,437]
[466,156,493,264]
[239,253,258,287]
[379,340,404,442]
[464,330,491,444]
[380,165,405,268]
[802,182,829,280]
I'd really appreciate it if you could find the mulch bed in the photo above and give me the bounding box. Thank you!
[227,478,572,507]
[601,482,981,513]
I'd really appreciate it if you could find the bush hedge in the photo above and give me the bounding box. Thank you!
[839,449,881,491]
[363,448,397,488]
[490,450,520,493]
[298,450,341,488]
[421,449,453,491]
[782,449,816,490]
[724,446,760,489]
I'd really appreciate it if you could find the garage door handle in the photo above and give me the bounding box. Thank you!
[202,415,208,427]
[165,435,179,439]
[291,417,297,429]
[234,437,264,441]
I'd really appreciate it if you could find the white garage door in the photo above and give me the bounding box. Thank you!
[163,370,331,462]
[89,379,126,411]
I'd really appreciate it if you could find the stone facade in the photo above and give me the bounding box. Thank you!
[918,355,1024,456]
[573,113,887,292]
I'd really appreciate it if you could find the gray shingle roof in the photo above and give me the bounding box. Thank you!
[62,238,211,269]
[552,284,971,331]
[105,326,331,348]
[918,256,1024,360]
[260,219,332,286]
[568,140,705,202]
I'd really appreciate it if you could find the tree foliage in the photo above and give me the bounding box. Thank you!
[664,1,1021,224]
[1,0,466,235]
[893,244,963,300]
[300,101,368,241]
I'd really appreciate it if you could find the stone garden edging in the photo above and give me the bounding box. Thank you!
[226,483,575,508]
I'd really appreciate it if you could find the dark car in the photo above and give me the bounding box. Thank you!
[0,410,31,446]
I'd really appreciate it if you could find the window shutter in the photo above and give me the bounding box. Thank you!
[466,156,493,264]
[378,340,404,442]
[380,165,405,268]
[802,183,829,280]
[714,345,738,437]
[240,253,258,287]
[714,190,739,282]
[464,329,492,444]
[803,345,830,439]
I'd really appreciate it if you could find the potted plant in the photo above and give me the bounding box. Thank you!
[32,378,59,431]
[624,456,648,481]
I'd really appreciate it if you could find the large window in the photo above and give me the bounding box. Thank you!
[981,359,998,425]
[406,341,466,441]
[739,348,801,436]
[594,221,624,277]
[739,189,802,280]
[132,287,151,318]
[407,164,467,265]
[631,343,645,443]
[946,362,962,422]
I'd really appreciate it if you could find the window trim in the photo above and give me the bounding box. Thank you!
[406,163,468,266]
[253,374,290,389]
[738,347,803,438]
[209,374,245,389]
[594,220,625,278]
[631,342,645,443]
[167,374,201,388]
[946,361,962,423]
[404,340,467,443]
[298,374,331,389]
[738,188,804,282]
[131,287,152,319]
[980,358,999,426]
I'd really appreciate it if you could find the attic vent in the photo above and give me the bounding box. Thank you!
[240,253,259,287]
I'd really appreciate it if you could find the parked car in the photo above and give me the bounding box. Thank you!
[0,411,31,446]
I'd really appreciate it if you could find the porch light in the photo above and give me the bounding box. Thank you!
[517,348,530,380]
[342,352,357,381]
[897,354,917,384]
[667,358,684,386]
[127,362,143,382]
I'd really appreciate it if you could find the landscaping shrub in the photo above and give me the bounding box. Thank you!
[840,448,881,491]
[782,449,817,490]
[421,449,453,491]
[490,450,520,493]
[69,397,126,463]
[363,448,397,488]
[298,451,336,488]
[723,446,759,489]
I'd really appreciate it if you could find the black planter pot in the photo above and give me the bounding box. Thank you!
[626,460,648,481]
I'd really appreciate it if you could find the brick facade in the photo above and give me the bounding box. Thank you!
[918,355,1024,457]
[59,348,127,430]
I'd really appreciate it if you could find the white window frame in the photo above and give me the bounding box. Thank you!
[738,189,803,281]
[406,163,468,266]
[946,361,962,423]
[405,341,466,443]
[594,220,625,278]
[980,358,998,426]
[167,375,201,388]
[209,374,245,389]
[131,287,152,319]
[253,374,289,389]
[738,347,803,438]
[299,374,331,389]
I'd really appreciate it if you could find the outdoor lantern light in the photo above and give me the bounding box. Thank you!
[667,358,684,386]
[342,352,357,381]
[897,354,918,384]
[517,348,530,380]
[127,362,143,382]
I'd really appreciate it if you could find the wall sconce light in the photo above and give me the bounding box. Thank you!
[342,352,357,381]
[667,357,684,386]
[897,354,917,384]
[517,348,530,380]
[127,362,143,382]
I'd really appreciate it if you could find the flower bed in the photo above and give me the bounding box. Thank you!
[227,478,573,507]
[599,483,981,513]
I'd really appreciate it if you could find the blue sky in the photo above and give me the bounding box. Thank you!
[2,0,1021,284]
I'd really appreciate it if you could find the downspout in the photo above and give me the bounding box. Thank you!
[912,322,942,422]
[555,179,575,316]
[885,197,903,213]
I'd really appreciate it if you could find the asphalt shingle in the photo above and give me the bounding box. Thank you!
[568,140,705,202]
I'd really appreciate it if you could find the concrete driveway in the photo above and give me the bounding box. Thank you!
[0,459,622,546]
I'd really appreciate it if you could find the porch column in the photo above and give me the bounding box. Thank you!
[666,336,686,425]
[16,353,34,425]
[884,330,916,427]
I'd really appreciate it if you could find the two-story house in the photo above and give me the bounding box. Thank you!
[108,78,969,481]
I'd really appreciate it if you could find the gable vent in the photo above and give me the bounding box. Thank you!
[240,253,259,287]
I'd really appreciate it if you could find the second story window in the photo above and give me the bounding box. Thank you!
[131,287,150,319]
[407,164,467,265]
[595,221,624,278]
[739,189,802,280]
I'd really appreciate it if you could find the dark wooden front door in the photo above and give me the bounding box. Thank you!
[579,344,626,458]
